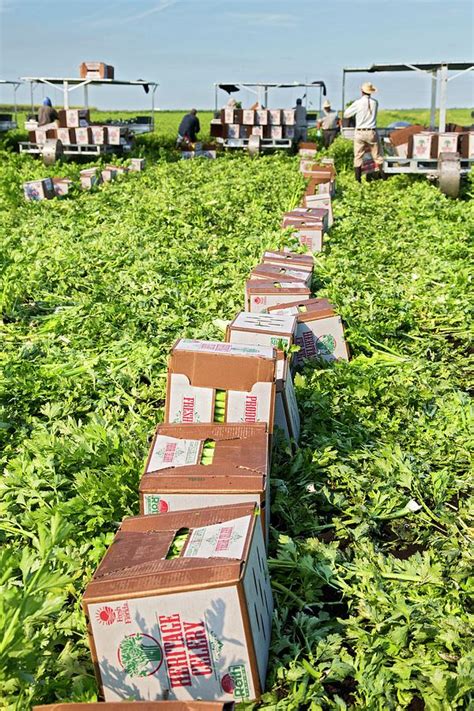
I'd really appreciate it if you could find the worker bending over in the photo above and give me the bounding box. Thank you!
[343,82,384,182]
[317,100,339,148]
[177,109,200,146]
[38,97,58,126]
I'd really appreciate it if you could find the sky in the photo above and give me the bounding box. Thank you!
[0,0,473,111]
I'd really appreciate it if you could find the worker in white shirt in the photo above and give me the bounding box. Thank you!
[317,100,339,148]
[294,98,307,143]
[343,82,384,182]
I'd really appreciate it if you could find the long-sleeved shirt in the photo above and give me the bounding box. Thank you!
[38,105,58,126]
[320,111,339,130]
[178,113,200,140]
[343,95,378,129]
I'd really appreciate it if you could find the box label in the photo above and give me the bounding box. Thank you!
[295,317,348,362]
[147,435,201,472]
[175,339,274,359]
[88,586,255,701]
[184,515,250,559]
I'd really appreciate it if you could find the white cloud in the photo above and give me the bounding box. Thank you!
[225,11,297,28]
[124,0,181,22]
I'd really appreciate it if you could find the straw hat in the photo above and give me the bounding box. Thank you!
[323,100,332,109]
[361,82,377,94]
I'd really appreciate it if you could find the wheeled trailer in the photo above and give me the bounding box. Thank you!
[0,80,21,132]
[18,75,158,164]
[213,81,327,154]
[340,61,474,196]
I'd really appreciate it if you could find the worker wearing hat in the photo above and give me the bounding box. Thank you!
[317,99,340,148]
[343,82,384,182]
[38,97,58,127]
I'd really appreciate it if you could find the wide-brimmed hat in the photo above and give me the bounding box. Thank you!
[323,100,331,109]
[361,82,377,94]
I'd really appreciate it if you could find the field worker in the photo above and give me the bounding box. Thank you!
[294,98,307,143]
[176,108,200,147]
[343,82,384,182]
[38,97,58,126]
[317,100,339,148]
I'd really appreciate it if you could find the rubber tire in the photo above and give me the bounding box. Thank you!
[42,139,64,166]
[248,135,261,156]
[438,152,460,198]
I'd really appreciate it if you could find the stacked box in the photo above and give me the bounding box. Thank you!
[303,193,333,227]
[242,110,255,125]
[57,127,75,144]
[268,297,349,364]
[82,503,273,703]
[58,109,90,128]
[36,703,234,711]
[31,128,57,144]
[281,209,328,253]
[282,109,295,126]
[101,167,117,182]
[52,177,73,197]
[226,312,300,441]
[130,157,146,171]
[262,250,314,271]
[23,178,55,201]
[389,125,424,158]
[245,280,311,314]
[215,107,294,142]
[75,127,92,145]
[437,133,459,155]
[165,339,277,433]
[79,61,115,79]
[107,126,122,145]
[255,109,269,126]
[298,142,317,158]
[90,125,108,145]
[250,263,312,288]
[411,133,433,160]
[140,422,270,541]
[80,167,103,190]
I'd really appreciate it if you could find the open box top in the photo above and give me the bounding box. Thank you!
[141,423,268,492]
[250,264,311,285]
[268,297,336,321]
[83,503,259,603]
[227,311,297,340]
[246,280,311,297]
[262,250,314,269]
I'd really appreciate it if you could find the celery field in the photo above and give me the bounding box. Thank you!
[0,130,473,710]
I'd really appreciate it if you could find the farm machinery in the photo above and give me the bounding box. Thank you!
[19,75,158,165]
[211,81,327,155]
[0,80,21,132]
[341,61,474,197]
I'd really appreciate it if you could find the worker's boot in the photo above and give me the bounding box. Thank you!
[354,167,362,183]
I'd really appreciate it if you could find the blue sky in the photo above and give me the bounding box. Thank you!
[0,0,473,111]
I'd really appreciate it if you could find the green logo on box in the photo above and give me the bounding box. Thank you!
[118,633,163,677]
[315,334,336,355]
[228,663,250,699]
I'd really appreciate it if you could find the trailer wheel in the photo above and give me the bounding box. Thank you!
[438,152,461,198]
[248,135,261,156]
[42,139,64,166]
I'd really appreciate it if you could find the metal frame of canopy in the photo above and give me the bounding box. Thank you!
[0,79,22,130]
[214,81,327,113]
[341,62,473,132]
[20,76,159,131]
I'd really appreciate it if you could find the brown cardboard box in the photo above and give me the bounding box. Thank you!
[130,157,146,171]
[82,503,272,703]
[299,161,336,180]
[165,339,276,433]
[262,251,314,272]
[226,124,240,139]
[242,110,255,125]
[269,109,282,125]
[35,704,235,711]
[52,177,73,197]
[79,61,115,79]
[106,126,122,145]
[221,108,243,124]
[75,127,92,145]
[106,164,128,175]
[23,178,55,201]
[437,133,459,155]
[32,128,57,144]
[57,127,75,144]
[210,120,224,138]
[90,125,108,145]
[302,193,333,227]
[80,167,103,190]
[305,176,334,197]
[389,125,424,148]
[298,142,317,158]
[255,109,269,126]
[58,109,90,128]
[268,298,349,363]
[459,132,474,159]
[270,126,283,140]
[282,109,295,126]
[140,422,270,541]
[250,263,312,288]
[245,280,311,314]
[283,207,329,232]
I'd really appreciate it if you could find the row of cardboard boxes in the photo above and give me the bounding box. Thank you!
[219,108,297,126]
[210,123,297,140]
[389,126,474,160]
[34,152,346,709]
[23,159,146,201]
[29,124,124,147]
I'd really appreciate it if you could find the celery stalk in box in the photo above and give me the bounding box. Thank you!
[165,339,277,432]
[82,503,273,703]
[140,422,270,543]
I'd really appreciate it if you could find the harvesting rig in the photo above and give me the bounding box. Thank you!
[341,61,474,197]
[0,80,21,132]
[18,75,158,165]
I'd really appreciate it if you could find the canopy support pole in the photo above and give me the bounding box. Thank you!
[83,84,89,109]
[430,71,437,129]
[438,64,448,132]
[341,70,346,113]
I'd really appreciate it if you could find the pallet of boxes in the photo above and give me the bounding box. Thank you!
[210,107,296,149]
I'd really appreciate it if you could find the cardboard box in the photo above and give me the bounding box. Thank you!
[33,128,57,144]
[251,126,264,138]
[165,339,276,433]
[210,120,224,138]
[275,366,300,441]
[299,161,336,180]
[411,133,433,160]
[459,132,474,159]
[389,125,424,157]
[245,280,311,314]
[102,167,117,182]
[298,142,317,158]
[52,177,73,197]
[107,164,128,175]
[282,210,328,254]
[80,167,103,190]
[437,133,459,155]
[82,503,273,703]
[35,703,234,711]
[226,124,240,139]
[242,110,255,125]
[250,263,312,288]
[283,207,329,232]
[270,126,283,140]
[262,250,313,271]
[269,109,282,125]
[106,125,122,145]
[140,422,270,541]
[268,298,349,363]
[284,126,295,140]
[23,178,55,202]
[130,157,146,171]
[75,127,92,145]
[282,109,295,126]
[255,110,269,126]
[303,193,333,227]
[79,61,114,79]
[239,125,251,139]
[57,127,75,145]
[58,109,90,128]
[221,108,242,124]
[90,125,107,145]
